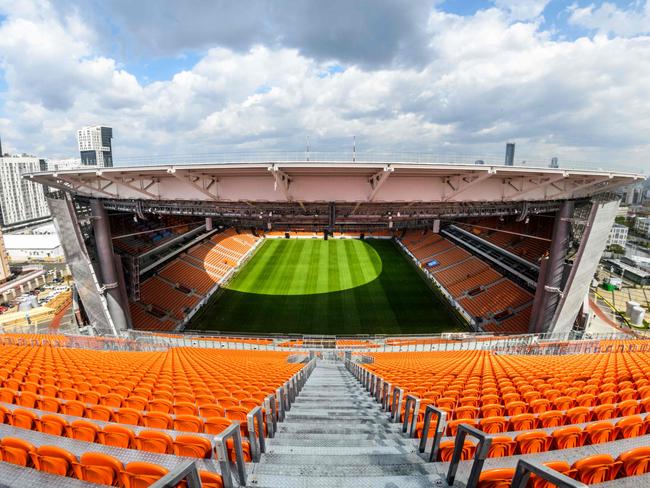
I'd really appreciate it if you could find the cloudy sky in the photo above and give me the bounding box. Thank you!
[0,0,648,169]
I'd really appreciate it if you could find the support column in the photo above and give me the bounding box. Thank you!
[531,200,573,333]
[205,217,213,231]
[90,199,129,332]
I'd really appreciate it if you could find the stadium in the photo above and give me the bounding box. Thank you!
[0,157,646,487]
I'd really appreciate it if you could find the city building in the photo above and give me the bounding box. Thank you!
[607,223,628,247]
[0,156,50,227]
[77,126,113,167]
[2,233,63,262]
[47,158,82,171]
[635,216,650,237]
[0,229,11,283]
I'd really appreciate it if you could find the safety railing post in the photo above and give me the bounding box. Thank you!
[390,387,404,423]
[446,424,492,488]
[264,394,277,438]
[381,382,392,411]
[419,405,447,459]
[276,387,285,422]
[213,422,247,488]
[510,459,587,488]
[402,394,420,437]
[247,406,266,461]
[149,460,201,488]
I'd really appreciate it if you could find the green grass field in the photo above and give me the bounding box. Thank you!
[188,239,460,335]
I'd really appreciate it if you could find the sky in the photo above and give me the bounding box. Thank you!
[0,0,648,170]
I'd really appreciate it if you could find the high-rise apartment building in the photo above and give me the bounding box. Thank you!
[77,126,113,167]
[0,228,11,283]
[0,156,50,226]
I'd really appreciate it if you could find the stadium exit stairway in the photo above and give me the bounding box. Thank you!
[248,360,448,487]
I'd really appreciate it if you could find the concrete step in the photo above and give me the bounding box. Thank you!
[267,434,416,448]
[276,423,404,435]
[248,473,446,488]
[252,457,439,476]
[265,444,419,456]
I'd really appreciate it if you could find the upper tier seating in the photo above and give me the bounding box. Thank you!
[130,229,260,331]
[399,231,533,333]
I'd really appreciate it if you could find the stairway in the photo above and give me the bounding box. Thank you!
[249,360,446,487]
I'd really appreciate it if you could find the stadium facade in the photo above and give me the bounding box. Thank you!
[27,160,643,338]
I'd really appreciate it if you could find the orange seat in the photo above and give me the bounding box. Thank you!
[173,401,199,416]
[122,395,147,410]
[505,401,527,416]
[74,452,123,486]
[121,461,169,488]
[10,408,39,430]
[100,424,136,449]
[530,461,576,488]
[479,416,507,434]
[36,396,61,413]
[529,399,550,414]
[143,411,173,429]
[538,410,564,428]
[486,436,516,458]
[438,440,475,462]
[30,445,76,476]
[17,391,37,408]
[67,419,101,442]
[565,406,590,424]
[584,421,615,445]
[480,404,504,418]
[509,413,536,431]
[616,399,639,417]
[454,406,479,420]
[37,414,68,436]
[0,437,36,466]
[477,468,515,488]
[101,393,125,408]
[572,454,621,484]
[173,434,213,458]
[618,446,650,477]
[515,431,552,454]
[114,407,143,426]
[87,404,113,421]
[592,404,615,420]
[551,426,585,450]
[136,430,174,454]
[446,419,478,437]
[615,415,643,439]
[200,403,226,418]
[199,471,224,488]
[173,414,204,433]
[147,398,173,413]
[60,399,86,417]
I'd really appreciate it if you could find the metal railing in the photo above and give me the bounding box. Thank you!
[446,424,492,488]
[112,150,645,174]
[511,459,587,488]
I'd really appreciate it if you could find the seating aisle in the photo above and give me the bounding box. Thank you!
[249,360,445,487]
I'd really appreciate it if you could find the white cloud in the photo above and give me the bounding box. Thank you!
[0,0,648,172]
[494,0,550,20]
[568,1,650,36]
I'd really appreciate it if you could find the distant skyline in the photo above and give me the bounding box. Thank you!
[0,0,648,170]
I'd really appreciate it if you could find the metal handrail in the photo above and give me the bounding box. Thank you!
[214,421,248,488]
[419,405,448,460]
[511,459,587,488]
[264,393,277,438]
[446,424,492,488]
[247,406,266,461]
[390,387,404,423]
[402,394,420,437]
[149,460,202,488]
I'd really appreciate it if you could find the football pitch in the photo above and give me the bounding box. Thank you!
[188,238,460,334]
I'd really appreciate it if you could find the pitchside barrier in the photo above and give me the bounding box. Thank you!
[0,328,644,355]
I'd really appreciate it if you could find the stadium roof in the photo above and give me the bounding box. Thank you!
[28,161,643,204]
